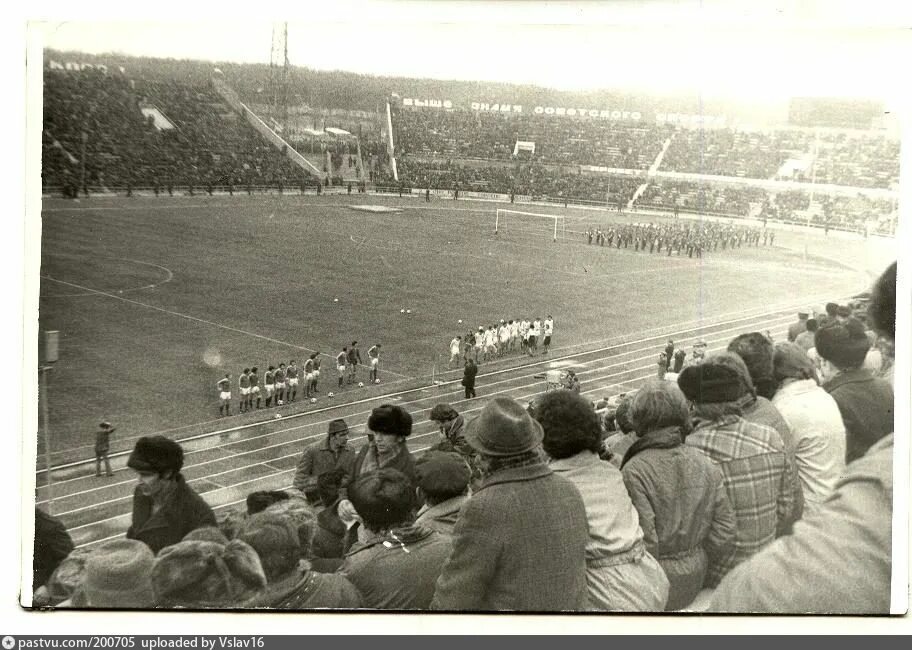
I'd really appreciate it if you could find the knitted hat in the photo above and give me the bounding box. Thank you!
[126,436,184,474]
[327,419,349,436]
[237,512,301,583]
[415,451,471,497]
[367,404,413,438]
[677,353,755,404]
[152,539,266,608]
[773,342,818,383]
[465,397,544,457]
[429,403,459,422]
[83,539,155,608]
[814,318,871,369]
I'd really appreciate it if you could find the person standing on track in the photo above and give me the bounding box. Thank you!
[94,420,115,477]
[217,373,232,416]
[462,359,478,399]
[238,368,251,413]
[368,343,382,383]
[337,348,348,389]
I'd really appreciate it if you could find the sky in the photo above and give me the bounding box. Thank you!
[31,1,912,104]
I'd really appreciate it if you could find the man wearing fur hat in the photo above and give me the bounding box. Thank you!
[349,404,417,486]
[431,397,589,611]
[815,317,894,463]
[293,419,356,505]
[677,353,800,586]
[126,435,216,553]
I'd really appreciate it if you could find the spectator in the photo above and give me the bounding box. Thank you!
[794,318,818,352]
[125,436,216,553]
[349,405,417,484]
[310,469,354,570]
[819,302,840,328]
[152,538,267,608]
[428,402,481,488]
[620,380,735,611]
[81,539,156,608]
[770,342,846,515]
[532,390,669,611]
[678,353,800,585]
[711,263,897,613]
[728,331,804,524]
[788,312,809,342]
[43,548,93,607]
[340,468,452,609]
[414,451,471,536]
[431,397,589,611]
[239,512,362,609]
[33,507,74,601]
[868,262,897,386]
[603,392,637,468]
[292,419,356,505]
[815,318,894,463]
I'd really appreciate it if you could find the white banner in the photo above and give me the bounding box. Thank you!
[513,140,536,156]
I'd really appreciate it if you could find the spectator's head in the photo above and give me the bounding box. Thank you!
[531,390,602,460]
[317,468,346,508]
[630,379,691,437]
[868,262,896,341]
[245,490,290,515]
[728,332,776,399]
[262,498,317,559]
[836,305,852,322]
[182,526,230,545]
[83,539,155,608]
[826,302,839,317]
[806,318,819,333]
[415,451,471,506]
[678,353,755,420]
[465,397,545,475]
[797,311,809,321]
[815,318,871,378]
[349,468,416,532]
[614,393,636,434]
[152,539,266,608]
[326,419,349,449]
[429,403,461,437]
[127,436,184,498]
[367,405,412,455]
[237,512,301,583]
[773,342,819,385]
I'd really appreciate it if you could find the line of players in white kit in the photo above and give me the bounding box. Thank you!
[450,316,554,366]
[215,343,383,416]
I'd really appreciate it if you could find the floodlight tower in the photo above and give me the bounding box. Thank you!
[269,22,290,124]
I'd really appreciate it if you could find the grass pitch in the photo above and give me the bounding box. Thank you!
[38,193,861,452]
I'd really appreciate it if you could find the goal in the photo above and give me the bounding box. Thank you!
[495,208,568,242]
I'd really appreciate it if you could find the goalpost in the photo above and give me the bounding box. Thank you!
[495,208,568,242]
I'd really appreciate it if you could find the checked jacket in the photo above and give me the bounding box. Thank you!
[685,414,799,586]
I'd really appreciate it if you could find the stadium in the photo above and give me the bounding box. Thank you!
[30,19,902,617]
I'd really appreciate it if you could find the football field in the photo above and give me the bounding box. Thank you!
[38,192,871,460]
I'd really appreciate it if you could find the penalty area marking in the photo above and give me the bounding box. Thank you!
[36,275,411,379]
[41,256,174,298]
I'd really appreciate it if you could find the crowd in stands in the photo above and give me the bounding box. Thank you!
[42,69,311,194]
[392,107,670,169]
[636,181,768,217]
[793,132,900,189]
[33,263,896,613]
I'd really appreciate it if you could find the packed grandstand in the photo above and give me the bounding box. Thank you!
[42,51,899,235]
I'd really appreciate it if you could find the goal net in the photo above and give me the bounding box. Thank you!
[495,208,568,242]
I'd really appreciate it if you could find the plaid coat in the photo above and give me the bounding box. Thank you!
[685,414,798,586]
